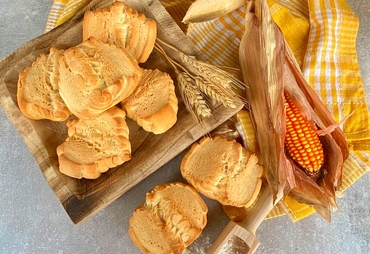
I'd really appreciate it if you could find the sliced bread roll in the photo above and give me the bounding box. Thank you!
[58,37,142,119]
[180,135,263,207]
[83,1,157,63]
[56,106,131,179]
[17,47,71,121]
[129,182,208,254]
[121,69,178,134]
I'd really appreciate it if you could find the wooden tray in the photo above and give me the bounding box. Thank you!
[0,0,242,224]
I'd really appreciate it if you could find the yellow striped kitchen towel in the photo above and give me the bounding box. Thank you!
[45,0,90,33]
[45,0,369,222]
[45,0,68,32]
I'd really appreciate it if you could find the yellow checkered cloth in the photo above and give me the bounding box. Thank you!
[45,0,370,222]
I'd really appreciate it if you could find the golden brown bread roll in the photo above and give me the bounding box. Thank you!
[121,69,178,134]
[56,106,131,179]
[58,37,142,119]
[17,47,72,121]
[181,135,263,207]
[129,182,208,254]
[83,1,157,63]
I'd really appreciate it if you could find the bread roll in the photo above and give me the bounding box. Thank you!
[180,135,263,207]
[17,47,71,121]
[121,69,178,134]
[129,182,208,254]
[83,1,157,63]
[56,106,131,179]
[58,37,142,119]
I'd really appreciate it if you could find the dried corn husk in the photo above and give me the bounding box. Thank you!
[239,0,349,221]
[283,46,349,219]
[182,0,246,24]
[239,0,286,202]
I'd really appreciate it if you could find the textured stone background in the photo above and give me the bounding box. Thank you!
[0,1,369,253]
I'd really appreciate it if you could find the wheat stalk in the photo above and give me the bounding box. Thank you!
[154,39,246,122]
[155,42,213,121]
[178,52,245,91]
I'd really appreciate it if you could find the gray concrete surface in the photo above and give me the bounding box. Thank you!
[0,0,369,253]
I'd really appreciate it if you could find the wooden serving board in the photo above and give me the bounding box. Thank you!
[0,0,243,224]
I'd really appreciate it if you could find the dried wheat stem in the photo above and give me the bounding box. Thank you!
[156,37,182,54]
[155,43,196,77]
[154,43,180,71]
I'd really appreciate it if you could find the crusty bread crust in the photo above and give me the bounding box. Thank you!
[83,1,157,63]
[16,2,177,181]
[58,37,142,119]
[56,106,131,179]
[180,135,263,207]
[122,69,178,134]
[17,47,71,121]
[128,206,182,254]
[129,182,208,254]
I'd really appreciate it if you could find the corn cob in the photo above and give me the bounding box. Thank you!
[284,92,324,178]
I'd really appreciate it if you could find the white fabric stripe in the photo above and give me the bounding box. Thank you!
[51,2,65,8]
[325,10,334,107]
[47,14,58,19]
[45,3,67,33]
[303,7,317,79]
[333,5,343,119]
[311,3,341,119]
[302,5,342,119]
[49,9,62,15]
[323,0,329,9]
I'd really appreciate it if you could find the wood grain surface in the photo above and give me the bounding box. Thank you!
[0,0,243,224]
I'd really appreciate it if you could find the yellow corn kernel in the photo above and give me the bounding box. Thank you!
[284,92,324,176]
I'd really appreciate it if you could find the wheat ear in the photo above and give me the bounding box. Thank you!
[194,76,238,109]
[154,39,246,122]
[177,71,213,121]
[178,52,245,90]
